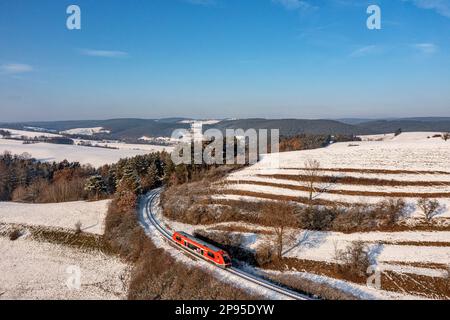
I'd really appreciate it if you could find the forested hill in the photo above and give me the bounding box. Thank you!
[2,117,450,139]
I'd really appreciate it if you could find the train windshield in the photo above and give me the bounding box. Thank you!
[223,255,231,264]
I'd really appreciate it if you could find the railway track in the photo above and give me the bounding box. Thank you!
[141,189,312,301]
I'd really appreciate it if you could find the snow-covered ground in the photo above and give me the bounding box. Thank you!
[192,131,450,297]
[0,198,131,299]
[0,237,129,300]
[222,132,450,218]
[61,127,110,135]
[0,128,62,139]
[0,138,171,167]
[284,230,450,277]
[88,141,172,153]
[0,200,110,234]
[256,132,450,172]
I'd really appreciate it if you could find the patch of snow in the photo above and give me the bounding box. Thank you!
[61,127,110,136]
[261,269,426,300]
[0,200,110,235]
[0,139,172,167]
[0,237,129,299]
[0,128,62,139]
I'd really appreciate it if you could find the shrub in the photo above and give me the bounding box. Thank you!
[116,191,138,211]
[335,241,371,281]
[9,229,22,241]
[373,198,406,228]
[255,242,277,266]
[443,132,450,141]
[298,206,337,231]
[74,221,82,234]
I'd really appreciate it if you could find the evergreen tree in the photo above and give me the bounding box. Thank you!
[116,165,142,194]
[143,162,159,190]
[84,175,107,199]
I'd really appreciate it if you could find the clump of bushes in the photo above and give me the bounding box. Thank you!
[161,181,258,225]
[9,229,23,241]
[334,241,371,282]
[255,242,277,267]
[295,198,406,232]
[442,132,450,141]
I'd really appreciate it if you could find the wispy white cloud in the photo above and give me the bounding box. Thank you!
[349,45,382,57]
[272,0,317,12]
[402,0,450,18]
[80,49,128,58]
[412,43,438,54]
[0,63,33,74]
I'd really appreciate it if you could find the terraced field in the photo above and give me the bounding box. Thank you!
[219,132,450,220]
[200,132,450,298]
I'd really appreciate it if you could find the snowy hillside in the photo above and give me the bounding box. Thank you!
[221,132,450,219]
[0,128,62,139]
[61,127,110,135]
[0,138,172,167]
[197,131,450,298]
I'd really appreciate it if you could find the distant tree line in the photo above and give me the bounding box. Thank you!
[279,134,361,152]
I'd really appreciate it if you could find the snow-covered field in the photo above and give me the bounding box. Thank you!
[0,138,172,167]
[61,127,110,135]
[0,128,62,139]
[0,200,110,234]
[0,199,130,299]
[0,237,129,300]
[222,132,450,219]
[199,132,450,297]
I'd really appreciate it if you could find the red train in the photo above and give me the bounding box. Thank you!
[172,231,232,268]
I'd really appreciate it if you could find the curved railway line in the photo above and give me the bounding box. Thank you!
[140,189,312,301]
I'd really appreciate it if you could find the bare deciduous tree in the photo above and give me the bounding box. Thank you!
[261,201,297,260]
[443,132,450,141]
[417,198,441,222]
[304,159,321,203]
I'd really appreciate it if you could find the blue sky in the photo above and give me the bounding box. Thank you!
[0,0,449,121]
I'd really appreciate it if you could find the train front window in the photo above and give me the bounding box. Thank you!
[223,255,231,264]
[207,252,215,259]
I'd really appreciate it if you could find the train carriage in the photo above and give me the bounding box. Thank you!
[172,231,232,268]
